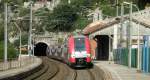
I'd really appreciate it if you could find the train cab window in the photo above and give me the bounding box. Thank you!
[74,38,85,51]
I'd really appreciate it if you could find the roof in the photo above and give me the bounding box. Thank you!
[73,35,85,38]
[82,19,120,35]
[82,9,150,35]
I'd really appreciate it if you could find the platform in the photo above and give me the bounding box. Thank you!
[94,61,150,80]
[0,56,42,79]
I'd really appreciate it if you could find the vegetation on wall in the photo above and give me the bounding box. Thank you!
[0,41,18,59]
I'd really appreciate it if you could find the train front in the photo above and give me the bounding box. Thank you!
[68,36,92,68]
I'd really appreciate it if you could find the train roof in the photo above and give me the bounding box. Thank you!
[73,35,86,38]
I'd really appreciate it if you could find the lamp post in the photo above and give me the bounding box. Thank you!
[131,3,141,72]
[113,0,119,63]
[32,29,36,57]
[116,0,119,16]
[28,1,33,56]
[122,2,141,69]
[121,2,133,68]
[4,3,8,63]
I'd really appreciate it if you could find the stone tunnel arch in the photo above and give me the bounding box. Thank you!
[34,42,49,56]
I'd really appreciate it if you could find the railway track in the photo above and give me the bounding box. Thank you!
[68,65,105,80]
[24,57,59,80]
[70,69,95,80]
[23,56,106,80]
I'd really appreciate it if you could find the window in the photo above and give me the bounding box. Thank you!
[74,38,85,51]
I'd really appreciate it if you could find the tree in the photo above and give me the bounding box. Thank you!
[33,7,51,34]
[0,41,18,59]
[138,0,150,9]
[14,33,28,47]
[44,0,101,32]
[45,4,78,32]
[0,25,4,41]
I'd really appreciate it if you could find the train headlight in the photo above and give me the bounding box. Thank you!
[71,54,75,58]
[87,54,91,57]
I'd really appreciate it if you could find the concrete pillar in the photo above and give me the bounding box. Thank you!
[113,25,118,50]
[109,35,113,61]
[113,25,118,62]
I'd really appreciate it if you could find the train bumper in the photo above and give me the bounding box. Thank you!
[70,58,92,68]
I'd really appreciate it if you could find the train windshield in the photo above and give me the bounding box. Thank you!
[74,38,85,51]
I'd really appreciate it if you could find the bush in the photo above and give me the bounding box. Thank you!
[0,25,4,41]
[0,42,3,59]
[14,33,28,48]
[58,38,64,44]
[0,41,18,59]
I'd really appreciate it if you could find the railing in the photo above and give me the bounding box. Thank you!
[0,56,35,71]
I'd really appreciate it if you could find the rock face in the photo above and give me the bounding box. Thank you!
[24,0,60,11]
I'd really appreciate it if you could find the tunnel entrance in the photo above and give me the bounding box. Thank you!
[95,35,109,60]
[34,42,48,56]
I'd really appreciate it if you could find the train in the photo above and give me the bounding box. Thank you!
[47,35,93,68]
[67,35,92,68]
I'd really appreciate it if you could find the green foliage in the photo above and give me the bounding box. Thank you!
[138,0,150,9]
[100,5,116,17]
[0,41,18,59]
[14,33,28,47]
[146,3,150,7]
[74,17,92,29]
[45,0,100,32]
[98,0,145,17]
[0,22,4,41]
[58,38,64,44]
[45,4,78,32]
[1,0,147,34]
[33,7,50,34]
[1,0,25,4]
[0,42,4,59]
[19,7,30,17]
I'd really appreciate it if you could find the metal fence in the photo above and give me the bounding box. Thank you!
[0,56,35,71]
[114,48,138,68]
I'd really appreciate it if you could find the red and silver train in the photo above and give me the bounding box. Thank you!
[67,35,92,67]
[48,35,93,68]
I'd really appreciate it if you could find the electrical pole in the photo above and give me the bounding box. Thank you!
[113,0,119,63]
[137,23,141,71]
[32,36,34,56]
[116,0,119,16]
[4,3,8,63]
[128,2,132,68]
[120,3,124,48]
[28,2,32,56]
[135,6,141,72]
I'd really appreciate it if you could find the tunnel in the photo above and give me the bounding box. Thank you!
[34,42,48,56]
[95,35,109,60]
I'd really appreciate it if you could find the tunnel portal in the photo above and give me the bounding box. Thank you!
[34,42,48,56]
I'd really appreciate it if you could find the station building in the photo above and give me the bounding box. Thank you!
[83,8,150,73]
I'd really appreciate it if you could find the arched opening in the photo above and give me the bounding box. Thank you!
[34,42,48,56]
[95,35,109,60]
